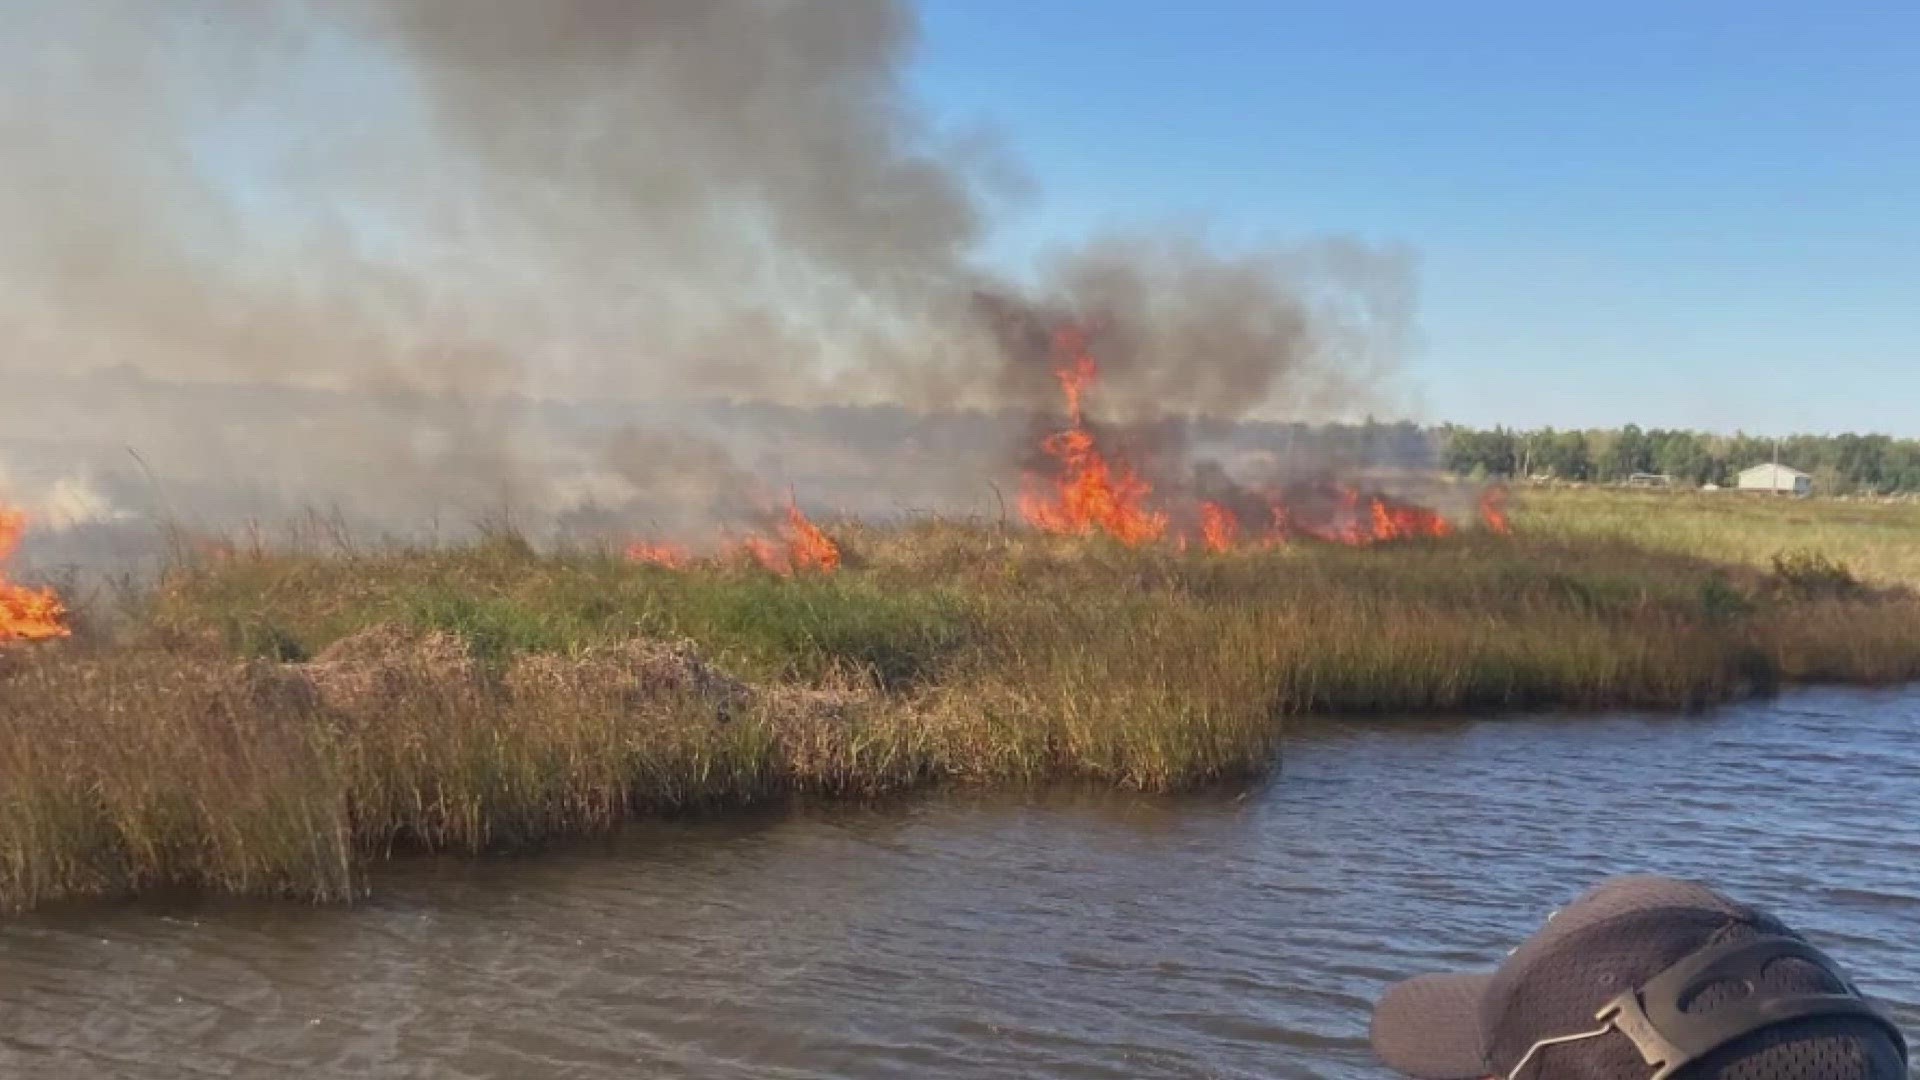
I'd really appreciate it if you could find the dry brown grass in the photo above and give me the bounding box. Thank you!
[3,495,1919,912]
[0,625,1283,912]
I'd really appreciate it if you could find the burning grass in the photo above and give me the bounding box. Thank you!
[1015,323,1478,549]
[4,506,1920,912]
[625,502,842,576]
[0,506,70,643]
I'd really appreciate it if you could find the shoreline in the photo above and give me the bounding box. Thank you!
[5,673,1916,921]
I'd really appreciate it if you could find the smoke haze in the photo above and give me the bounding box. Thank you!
[0,0,1420,554]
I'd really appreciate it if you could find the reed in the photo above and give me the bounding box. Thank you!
[4,490,1919,912]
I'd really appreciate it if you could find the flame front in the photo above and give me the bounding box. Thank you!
[1480,487,1512,535]
[625,541,692,569]
[1261,486,1453,547]
[624,503,840,577]
[0,506,70,644]
[1020,327,1169,545]
[737,536,788,574]
[624,319,1505,564]
[1018,322,1489,551]
[1200,502,1239,553]
[1368,496,1454,543]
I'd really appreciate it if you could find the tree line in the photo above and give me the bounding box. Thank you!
[1439,425,1920,494]
[631,405,1920,496]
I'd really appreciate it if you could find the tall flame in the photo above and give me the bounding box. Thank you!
[783,502,842,573]
[1017,323,1494,551]
[1019,327,1169,545]
[1200,502,1239,553]
[0,506,70,643]
[1054,338,1099,428]
[1480,487,1512,535]
[625,316,1508,563]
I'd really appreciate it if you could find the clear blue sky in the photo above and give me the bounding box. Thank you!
[910,1,1920,436]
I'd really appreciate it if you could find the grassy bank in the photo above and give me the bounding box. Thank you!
[4,495,1920,912]
[1517,487,1920,588]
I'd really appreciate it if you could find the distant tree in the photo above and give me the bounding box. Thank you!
[1651,430,1712,485]
[1598,424,1654,480]
[1528,429,1592,481]
[1585,429,1618,481]
[1442,427,1518,478]
[1427,424,1920,493]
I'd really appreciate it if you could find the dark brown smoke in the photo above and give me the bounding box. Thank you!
[0,0,1419,547]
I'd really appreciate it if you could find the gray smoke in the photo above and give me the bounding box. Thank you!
[984,232,1416,426]
[0,0,1417,551]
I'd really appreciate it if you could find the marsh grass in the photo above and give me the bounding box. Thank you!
[1518,487,1920,588]
[5,492,1920,912]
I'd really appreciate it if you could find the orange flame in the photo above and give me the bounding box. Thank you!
[1284,488,1453,546]
[783,503,841,573]
[1019,324,1473,551]
[1052,327,1100,426]
[1368,497,1454,543]
[625,504,840,577]
[1480,487,1512,534]
[0,506,70,644]
[737,536,789,574]
[1200,502,1239,553]
[1020,326,1169,545]
[1196,488,1456,549]
[625,541,692,569]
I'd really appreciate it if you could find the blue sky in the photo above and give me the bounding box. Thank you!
[909,1,1920,435]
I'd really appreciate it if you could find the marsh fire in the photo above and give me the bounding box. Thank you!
[0,506,69,643]
[1019,322,1504,550]
[625,502,842,576]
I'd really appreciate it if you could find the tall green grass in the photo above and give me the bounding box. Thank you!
[4,494,1920,912]
[1518,487,1920,588]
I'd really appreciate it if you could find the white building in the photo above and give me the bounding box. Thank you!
[1736,463,1812,496]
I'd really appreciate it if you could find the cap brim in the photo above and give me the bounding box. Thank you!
[1370,972,1495,1079]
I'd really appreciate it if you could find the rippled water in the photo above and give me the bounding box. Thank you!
[5,687,1920,1078]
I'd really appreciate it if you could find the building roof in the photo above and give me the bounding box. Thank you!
[1737,463,1811,480]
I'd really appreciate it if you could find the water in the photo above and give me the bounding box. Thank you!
[6,687,1920,1078]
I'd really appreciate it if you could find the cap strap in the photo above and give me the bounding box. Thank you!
[1597,935,1909,1080]
[1505,1020,1617,1079]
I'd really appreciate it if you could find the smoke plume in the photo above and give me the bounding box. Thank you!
[0,0,1418,552]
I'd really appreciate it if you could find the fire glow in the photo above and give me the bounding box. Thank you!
[0,506,70,643]
[1020,323,1502,550]
[626,503,841,576]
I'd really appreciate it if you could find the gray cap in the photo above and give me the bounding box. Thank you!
[1370,875,1908,1079]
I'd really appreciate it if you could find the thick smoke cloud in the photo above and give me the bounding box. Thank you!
[0,0,1417,551]
[985,233,1415,423]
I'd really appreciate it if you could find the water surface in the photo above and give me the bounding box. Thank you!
[5,687,1919,1078]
